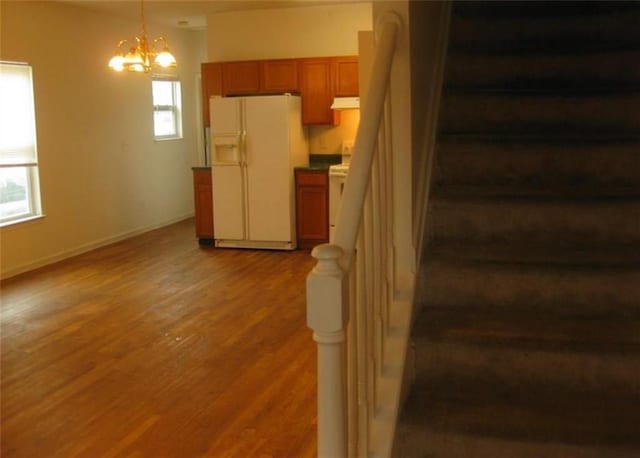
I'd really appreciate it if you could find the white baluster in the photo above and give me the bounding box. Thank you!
[307,244,348,458]
[355,232,369,453]
[347,266,359,457]
[371,150,384,376]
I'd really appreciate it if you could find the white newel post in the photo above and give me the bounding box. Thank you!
[307,244,349,458]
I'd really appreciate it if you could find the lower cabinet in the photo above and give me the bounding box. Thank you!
[192,168,214,242]
[295,169,329,249]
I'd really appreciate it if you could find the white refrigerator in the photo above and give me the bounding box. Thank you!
[210,95,308,249]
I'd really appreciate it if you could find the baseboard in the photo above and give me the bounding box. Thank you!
[1,213,193,280]
[369,296,414,458]
[214,239,295,250]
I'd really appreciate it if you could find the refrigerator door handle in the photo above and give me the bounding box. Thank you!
[240,130,247,166]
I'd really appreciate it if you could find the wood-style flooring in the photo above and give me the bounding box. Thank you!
[1,219,317,457]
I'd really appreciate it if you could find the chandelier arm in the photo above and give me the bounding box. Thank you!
[108,0,176,73]
[115,39,128,53]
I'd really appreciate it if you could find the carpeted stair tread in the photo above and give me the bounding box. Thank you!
[452,1,640,18]
[394,429,639,458]
[434,139,640,191]
[394,390,640,458]
[421,259,640,317]
[450,39,640,56]
[412,340,640,401]
[445,51,640,89]
[439,93,640,134]
[444,85,640,96]
[432,183,640,198]
[438,132,640,142]
[429,195,640,244]
[414,307,640,352]
[397,387,640,445]
[425,239,640,267]
[450,1,640,54]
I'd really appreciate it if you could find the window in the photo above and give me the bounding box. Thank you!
[152,78,182,140]
[0,62,42,226]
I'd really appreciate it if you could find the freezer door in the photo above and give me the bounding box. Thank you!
[210,97,241,135]
[210,97,243,165]
[243,96,292,242]
[212,164,245,240]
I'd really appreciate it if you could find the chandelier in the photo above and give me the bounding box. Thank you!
[108,0,177,73]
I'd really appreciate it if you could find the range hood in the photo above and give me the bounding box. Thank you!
[331,96,360,110]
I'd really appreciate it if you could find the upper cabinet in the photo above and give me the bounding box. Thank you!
[222,61,261,95]
[201,56,358,126]
[299,56,358,124]
[300,58,339,126]
[261,59,300,93]
[201,63,223,127]
[333,56,359,97]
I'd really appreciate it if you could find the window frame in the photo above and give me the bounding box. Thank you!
[152,77,183,141]
[0,61,43,227]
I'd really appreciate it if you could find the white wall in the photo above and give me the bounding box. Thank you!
[0,1,206,279]
[207,2,372,155]
[207,3,372,61]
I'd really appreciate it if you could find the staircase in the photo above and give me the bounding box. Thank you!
[394,2,640,456]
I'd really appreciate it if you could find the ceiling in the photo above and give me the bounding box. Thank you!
[61,0,360,30]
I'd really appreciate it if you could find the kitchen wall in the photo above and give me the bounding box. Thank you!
[0,1,206,279]
[207,2,373,155]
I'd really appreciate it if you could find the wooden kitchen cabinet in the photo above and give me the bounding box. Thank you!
[295,169,329,249]
[193,168,214,242]
[200,55,358,127]
[201,62,223,127]
[300,58,339,126]
[261,59,299,93]
[333,56,359,96]
[222,61,261,95]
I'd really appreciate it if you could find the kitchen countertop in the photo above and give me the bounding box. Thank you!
[295,154,342,172]
[193,154,342,172]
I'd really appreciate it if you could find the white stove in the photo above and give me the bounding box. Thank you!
[329,162,350,176]
[328,162,351,241]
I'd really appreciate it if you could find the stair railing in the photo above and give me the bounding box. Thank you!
[306,11,403,457]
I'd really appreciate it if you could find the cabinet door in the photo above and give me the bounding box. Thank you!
[296,170,329,248]
[300,58,339,125]
[222,61,261,95]
[333,56,359,97]
[201,62,222,127]
[193,169,214,239]
[261,59,299,93]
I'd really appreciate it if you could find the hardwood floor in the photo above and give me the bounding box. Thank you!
[1,219,318,457]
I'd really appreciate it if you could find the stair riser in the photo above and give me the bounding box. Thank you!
[435,142,640,191]
[430,198,640,244]
[413,342,640,399]
[446,51,640,89]
[440,94,640,134]
[421,260,640,316]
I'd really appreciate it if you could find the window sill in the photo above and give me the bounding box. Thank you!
[0,214,45,229]
[154,136,183,142]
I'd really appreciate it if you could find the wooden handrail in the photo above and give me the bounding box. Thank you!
[333,12,401,271]
[306,11,402,458]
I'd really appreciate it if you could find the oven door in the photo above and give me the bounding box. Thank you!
[329,168,348,242]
